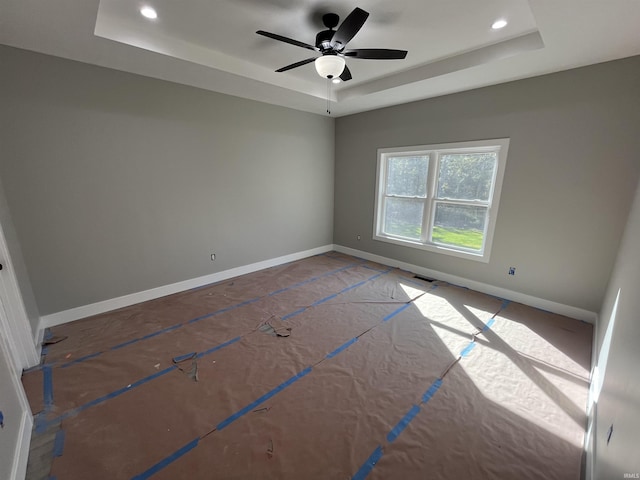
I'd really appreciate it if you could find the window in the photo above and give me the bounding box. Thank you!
[373,139,509,262]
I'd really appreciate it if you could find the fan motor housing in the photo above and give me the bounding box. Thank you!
[316,29,336,52]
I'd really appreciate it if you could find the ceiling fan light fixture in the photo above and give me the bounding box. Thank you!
[140,6,157,19]
[491,19,507,30]
[315,55,345,79]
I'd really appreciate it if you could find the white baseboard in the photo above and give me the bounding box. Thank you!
[12,409,32,480]
[334,245,598,324]
[37,244,334,334]
[37,242,597,339]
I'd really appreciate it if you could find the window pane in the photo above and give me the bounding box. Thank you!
[384,197,424,240]
[386,156,429,197]
[437,153,496,201]
[432,203,487,250]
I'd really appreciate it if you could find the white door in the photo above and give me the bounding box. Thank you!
[0,295,32,480]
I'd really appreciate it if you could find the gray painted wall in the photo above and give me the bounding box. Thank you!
[592,176,640,478]
[0,45,334,316]
[334,56,640,313]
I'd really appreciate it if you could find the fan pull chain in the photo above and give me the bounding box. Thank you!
[326,78,331,115]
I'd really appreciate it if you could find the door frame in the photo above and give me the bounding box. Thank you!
[0,217,39,373]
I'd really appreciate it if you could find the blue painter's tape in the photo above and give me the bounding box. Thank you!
[360,264,387,273]
[352,445,384,480]
[53,429,65,457]
[172,352,197,363]
[40,365,178,431]
[326,337,358,359]
[382,302,411,322]
[0,410,4,427]
[482,318,496,331]
[500,299,511,310]
[60,352,103,368]
[216,367,313,431]
[112,324,183,351]
[268,263,358,297]
[187,297,261,324]
[460,342,477,357]
[43,365,54,409]
[281,307,307,321]
[284,270,392,321]
[421,378,443,403]
[312,293,339,306]
[131,437,200,480]
[387,405,420,443]
[199,336,241,357]
[44,328,53,341]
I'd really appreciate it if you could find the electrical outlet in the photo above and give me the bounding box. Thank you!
[357,235,361,241]
[508,267,516,276]
[210,253,216,261]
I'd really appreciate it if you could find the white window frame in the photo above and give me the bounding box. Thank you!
[373,138,509,262]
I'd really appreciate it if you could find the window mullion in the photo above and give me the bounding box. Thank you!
[421,152,437,243]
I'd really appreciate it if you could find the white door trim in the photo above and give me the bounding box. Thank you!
[0,299,34,480]
[0,219,39,372]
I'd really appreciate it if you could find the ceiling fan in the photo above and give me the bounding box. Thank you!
[257,7,408,82]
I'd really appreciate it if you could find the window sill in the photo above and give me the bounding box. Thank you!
[372,234,490,263]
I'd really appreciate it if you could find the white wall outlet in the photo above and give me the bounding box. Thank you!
[357,235,361,241]
[210,253,216,261]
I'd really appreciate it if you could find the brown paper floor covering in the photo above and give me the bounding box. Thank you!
[21,252,592,479]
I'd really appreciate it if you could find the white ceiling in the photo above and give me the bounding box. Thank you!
[1,0,639,117]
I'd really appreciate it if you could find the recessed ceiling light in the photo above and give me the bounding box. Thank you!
[140,6,157,19]
[491,19,507,30]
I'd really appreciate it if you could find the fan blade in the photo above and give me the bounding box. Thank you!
[339,65,352,81]
[344,49,408,59]
[330,7,369,50]
[257,30,318,51]
[275,57,316,72]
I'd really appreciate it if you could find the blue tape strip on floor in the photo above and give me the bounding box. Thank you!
[216,367,313,431]
[60,352,102,369]
[53,429,65,457]
[268,263,358,296]
[326,337,358,359]
[352,446,384,480]
[481,318,496,331]
[460,342,476,357]
[37,336,244,432]
[386,405,420,443]
[198,336,241,357]
[38,365,178,432]
[36,267,388,430]
[352,313,498,479]
[111,324,184,350]
[421,378,443,403]
[187,297,262,324]
[283,270,392,321]
[43,366,53,409]
[132,272,406,478]
[382,303,412,322]
[131,437,200,480]
[47,263,361,371]
[172,352,197,363]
